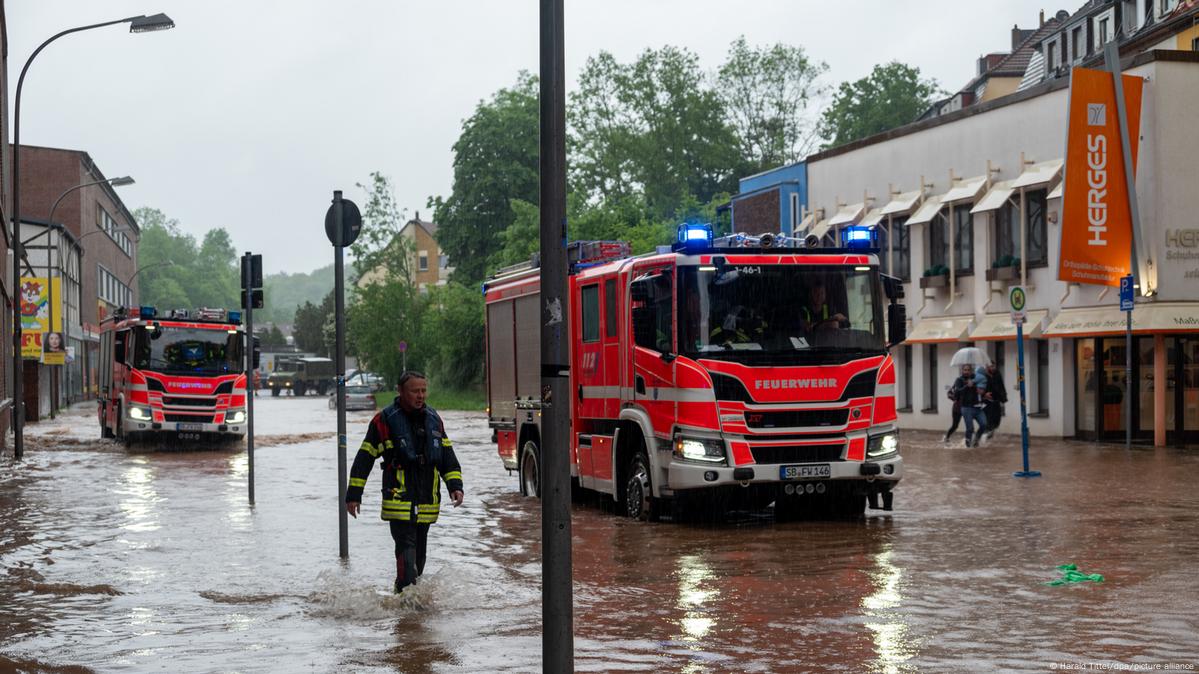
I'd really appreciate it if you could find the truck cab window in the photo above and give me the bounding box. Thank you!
[631,273,673,353]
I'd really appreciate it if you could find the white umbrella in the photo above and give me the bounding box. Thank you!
[950,346,991,368]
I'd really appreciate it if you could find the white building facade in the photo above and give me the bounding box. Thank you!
[803,51,1199,446]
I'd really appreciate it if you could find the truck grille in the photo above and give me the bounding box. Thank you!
[163,396,216,407]
[164,413,214,423]
[744,409,849,429]
[750,444,844,464]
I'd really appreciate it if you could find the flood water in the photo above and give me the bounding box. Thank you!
[2,397,1198,672]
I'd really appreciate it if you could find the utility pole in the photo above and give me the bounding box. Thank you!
[540,0,574,670]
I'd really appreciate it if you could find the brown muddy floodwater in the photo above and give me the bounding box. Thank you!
[2,398,1198,673]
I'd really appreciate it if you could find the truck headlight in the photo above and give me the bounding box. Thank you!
[129,406,152,421]
[673,435,727,464]
[867,432,899,459]
[227,410,246,424]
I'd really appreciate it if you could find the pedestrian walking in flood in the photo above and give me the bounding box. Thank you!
[983,363,1007,439]
[950,364,989,447]
[345,371,464,594]
[943,386,963,443]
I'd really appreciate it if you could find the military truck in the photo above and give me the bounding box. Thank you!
[268,356,335,396]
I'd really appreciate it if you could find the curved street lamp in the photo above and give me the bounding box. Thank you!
[125,260,174,287]
[11,14,174,459]
[36,176,135,419]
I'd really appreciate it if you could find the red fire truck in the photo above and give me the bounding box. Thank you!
[97,306,254,444]
[484,224,907,520]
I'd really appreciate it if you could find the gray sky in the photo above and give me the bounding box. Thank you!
[8,0,1057,274]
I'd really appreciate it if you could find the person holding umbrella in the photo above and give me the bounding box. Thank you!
[949,348,991,447]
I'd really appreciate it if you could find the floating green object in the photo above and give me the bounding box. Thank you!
[1046,563,1105,586]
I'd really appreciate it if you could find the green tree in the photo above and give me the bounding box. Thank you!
[716,36,829,172]
[132,207,240,312]
[347,280,427,387]
[260,264,334,325]
[421,282,484,389]
[259,323,287,348]
[430,72,540,284]
[570,46,741,222]
[817,62,942,149]
[293,291,333,356]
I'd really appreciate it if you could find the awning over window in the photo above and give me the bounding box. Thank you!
[1011,159,1063,190]
[828,202,866,227]
[861,207,885,228]
[1043,303,1199,338]
[905,315,975,344]
[941,175,988,205]
[880,190,923,216]
[794,211,817,236]
[1047,182,1064,200]
[807,217,833,241]
[971,179,1017,214]
[907,194,944,226]
[969,310,1048,340]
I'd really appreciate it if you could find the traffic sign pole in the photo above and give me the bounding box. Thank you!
[1010,286,1040,478]
[1121,274,1134,450]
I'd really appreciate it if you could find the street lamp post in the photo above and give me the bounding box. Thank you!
[39,176,134,418]
[125,260,174,288]
[11,14,173,459]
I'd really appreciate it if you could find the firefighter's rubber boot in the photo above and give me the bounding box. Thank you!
[881,490,893,511]
[868,491,880,510]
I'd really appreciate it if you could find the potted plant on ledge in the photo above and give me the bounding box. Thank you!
[986,255,1021,282]
[919,265,950,289]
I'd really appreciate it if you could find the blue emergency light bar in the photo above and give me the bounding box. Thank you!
[843,226,874,248]
[228,310,242,324]
[674,223,714,251]
[138,305,157,319]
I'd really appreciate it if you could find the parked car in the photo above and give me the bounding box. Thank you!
[347,371,386,392]
[331,385,377,410]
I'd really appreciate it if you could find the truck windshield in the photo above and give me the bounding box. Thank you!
[132,326,244,375]
[678,264,885,363]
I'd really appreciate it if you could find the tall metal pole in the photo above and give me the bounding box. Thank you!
[540,0,573,670]
[333,191,349,560]
[10,17,144,459]
[1104,43,1143,447]
[243,252,256,505]
[1013,320,1040,478]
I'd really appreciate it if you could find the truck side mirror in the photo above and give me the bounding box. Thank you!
[888,302,907,348]
[881,273,904,302]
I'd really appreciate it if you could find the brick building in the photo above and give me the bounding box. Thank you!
[13,145,139,412]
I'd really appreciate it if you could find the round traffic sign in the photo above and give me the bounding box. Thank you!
[324,197,363,248]
[1009,286,1027,312]
[397,340,407,353]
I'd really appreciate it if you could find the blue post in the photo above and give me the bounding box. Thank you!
[1014,320,1041,478]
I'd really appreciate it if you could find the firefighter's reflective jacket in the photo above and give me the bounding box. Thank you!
[345,403,464,524]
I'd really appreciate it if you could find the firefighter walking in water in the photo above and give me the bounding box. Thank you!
[345,371,464,593]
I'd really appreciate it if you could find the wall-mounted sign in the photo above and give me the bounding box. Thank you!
[1058,67,1143,287]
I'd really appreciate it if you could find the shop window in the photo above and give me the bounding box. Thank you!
[900,344,913,411]
[924,344,938,412]
[1036,340,1050,415]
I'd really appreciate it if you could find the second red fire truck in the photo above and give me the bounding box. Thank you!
[97,306,254,445]
[484,225,907,520]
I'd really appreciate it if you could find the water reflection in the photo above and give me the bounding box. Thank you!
[863,545,916,673]
[676,553,718,642]
[118,459,161,534]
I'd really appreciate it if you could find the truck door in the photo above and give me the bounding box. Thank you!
[629,267,676,439]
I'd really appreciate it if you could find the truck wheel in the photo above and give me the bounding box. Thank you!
[271,387,280,397]
[317,382,329,396]
[101,406,114,439]
[624,451,659,522]
[519,440,541,498]
[115,404,130,447]
[295,382,307,397]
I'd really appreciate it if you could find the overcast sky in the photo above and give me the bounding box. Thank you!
[8,0,1057,274]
